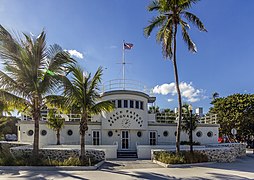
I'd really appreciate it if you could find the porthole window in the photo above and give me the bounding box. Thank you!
[207,131,213,137]
[67,130,73,136]
[137,131,142,137]
[196,131,203,137]
[27,130,34,136]
[108,131,113,137]
[41,130,47,136]
[163,131,169,137]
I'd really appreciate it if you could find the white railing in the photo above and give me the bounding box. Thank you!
[200,114,218,124]
[152,113,218,124]
[101,79,152,95]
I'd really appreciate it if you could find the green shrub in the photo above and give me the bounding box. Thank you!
[154,151,208,164]
[154,151,185,164]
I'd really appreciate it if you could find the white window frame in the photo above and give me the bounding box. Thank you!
[92,130,100,145]
[149,131,157,145]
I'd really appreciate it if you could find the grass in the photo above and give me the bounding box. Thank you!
[154,151,208,164]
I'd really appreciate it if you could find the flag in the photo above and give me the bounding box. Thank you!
[124,42,133,50]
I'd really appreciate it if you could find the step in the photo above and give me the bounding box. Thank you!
[117,151,138,158]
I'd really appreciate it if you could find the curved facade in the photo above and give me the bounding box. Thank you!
[18,88,219,153]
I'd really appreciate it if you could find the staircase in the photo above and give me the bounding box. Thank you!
[117,151,138,158]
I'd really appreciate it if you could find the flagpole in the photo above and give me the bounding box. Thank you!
[122,40,125,90]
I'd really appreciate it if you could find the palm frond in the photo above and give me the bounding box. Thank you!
[179,0,200,10]
[0,89,29,110]
[0,25,20,58]
[144,15,167,38]
[183,11,207,32]
[180,20,197,53]
[60,71,82,109]
[39,45,75,95]
[90,101,114,115]
[47,109,65,131]
[147,0,160,11]
[87,67,103,96]
[44,95,68,113]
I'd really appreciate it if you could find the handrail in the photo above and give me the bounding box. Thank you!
[100,79,153,95]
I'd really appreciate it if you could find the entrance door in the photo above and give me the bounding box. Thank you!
[121,130,129,150]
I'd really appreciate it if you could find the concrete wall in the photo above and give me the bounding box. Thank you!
[17,121,102,146]
[137,145,206,159]
[42,144,118,159]
[17,120,219,150]
[150,143,246,162]
[10,146,105,162]
[148,124,219,145]
[0,141,31,153]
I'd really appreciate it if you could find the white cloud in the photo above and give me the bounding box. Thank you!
[152,82,205,103]
[167,98,174,102]
[64,49,84,59]
[153,83,175,95]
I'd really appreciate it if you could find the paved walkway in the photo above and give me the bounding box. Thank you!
[0,155,254,179]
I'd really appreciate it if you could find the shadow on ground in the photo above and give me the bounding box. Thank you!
[194,155,254,174]
[0,169,88,180]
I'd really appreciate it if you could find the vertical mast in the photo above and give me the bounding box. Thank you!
[122,40,126,89]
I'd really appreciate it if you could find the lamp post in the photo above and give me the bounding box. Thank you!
[188,104,193,153]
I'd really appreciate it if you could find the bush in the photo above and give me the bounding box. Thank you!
[154,151,208,164]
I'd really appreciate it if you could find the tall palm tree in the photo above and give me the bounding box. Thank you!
[0,25,75,161]
[47,109,65,145]
[144,0,207,153]
[60,65,114,165]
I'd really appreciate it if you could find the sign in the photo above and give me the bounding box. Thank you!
[231,128,237,135]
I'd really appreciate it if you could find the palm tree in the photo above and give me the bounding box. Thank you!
[212,92,219,101]
[0,25,75,161]
[181,104,198,152]
[144,0,207,153]
[60,65,114,165]
[46,109,65,145]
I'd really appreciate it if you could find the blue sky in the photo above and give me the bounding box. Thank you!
[1,0,254,113]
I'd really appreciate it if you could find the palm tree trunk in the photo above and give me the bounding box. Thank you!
[80,112,88,165]
[56,129,60,145]
[33,96,40,161]
[80,130,86,165]
[172,23,183,154]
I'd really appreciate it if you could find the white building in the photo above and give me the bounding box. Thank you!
[17,79,219,158]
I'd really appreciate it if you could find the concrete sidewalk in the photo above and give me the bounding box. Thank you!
[99,159,161,170]
[0,156,254,179]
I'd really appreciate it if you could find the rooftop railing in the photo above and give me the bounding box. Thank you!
[100,79,152,95]
[153,113,218,124]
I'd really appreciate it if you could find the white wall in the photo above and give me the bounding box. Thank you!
[148,124,219,145]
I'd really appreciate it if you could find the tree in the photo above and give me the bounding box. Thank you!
[210,94,254,138]
[0,100,17,140]
[181,104,198,152]
[46,109,65,145]
[0,116,19,141]
[0,25,75,161]
[59,65,114,165]
[212,92,219,101]
[148,106,160,113]
[144,0,207,153]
